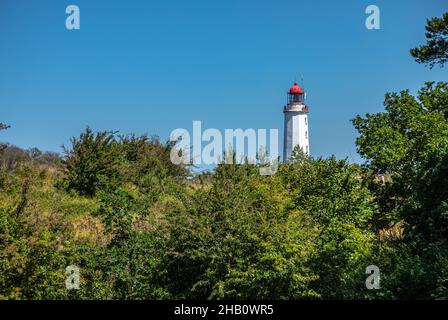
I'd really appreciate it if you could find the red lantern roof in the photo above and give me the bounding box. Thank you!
[289,82,303,94]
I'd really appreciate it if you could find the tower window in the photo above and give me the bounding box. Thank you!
[305,117,307,125]
[305,131,308,139]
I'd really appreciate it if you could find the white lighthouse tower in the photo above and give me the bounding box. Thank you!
[283,82,309,161]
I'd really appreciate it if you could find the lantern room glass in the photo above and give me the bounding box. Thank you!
[288,93,304,104]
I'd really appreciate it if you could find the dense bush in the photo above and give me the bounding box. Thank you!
[61,127,123,197]
[61,128,189,199]
[1,136,384,299]
[353,81,448,299]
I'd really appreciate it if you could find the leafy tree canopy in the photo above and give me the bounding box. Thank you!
[411,12,448,68]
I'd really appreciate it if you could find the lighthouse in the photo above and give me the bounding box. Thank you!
[283,82,309,161]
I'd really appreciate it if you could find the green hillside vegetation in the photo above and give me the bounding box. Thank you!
[0,131,381,299]
[2,82,448,300]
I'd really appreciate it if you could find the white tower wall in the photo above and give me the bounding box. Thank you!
[283,106,309,161]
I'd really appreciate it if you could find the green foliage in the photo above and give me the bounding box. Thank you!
[0,166,72,299]
[410,12,448,68]
[353,81,448,298]
[61,128,189,199]
[280,157,378,299]
[119,134,189,204]
[378,243,448,299]
[62,127,123,197]
[160,163,319,299]
[156,157,380,300]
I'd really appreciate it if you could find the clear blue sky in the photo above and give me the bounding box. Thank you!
[0,0,447,165]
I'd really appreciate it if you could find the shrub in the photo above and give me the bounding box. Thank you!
[62,127,123,197]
